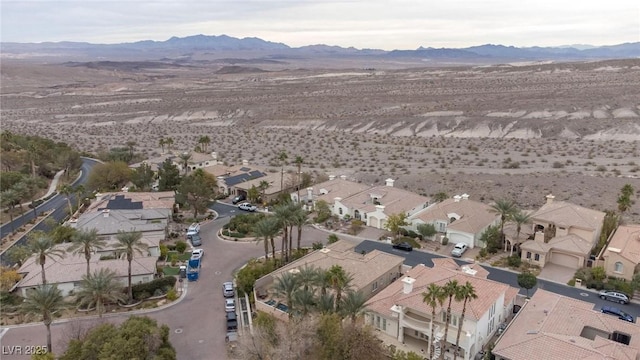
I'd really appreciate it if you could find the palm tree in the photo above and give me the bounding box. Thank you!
[179,152,192,175]
[441,279,460,360]
[116,230,147,303]
[422,283,445,359]
[278,150,288,195]
[254,217,280,260]
[76,268,125,317]
[125,140,137,161]
[296,265,319,292]
[453,282,478,360]
[165,137,174,152]
[27,233,65,285]
[327,265,353,311]
[339,290,367,324]
[158,137,166,153]
[490,199,517,244]
[259,180,270,205]
[22,284,66,353]
[273,203,293,262]
[73,184,86,210]
[291,204,308,251]
[1,189,17,231]
[292,287,316,317]
[509,210,532,256]
[273,272,299,317]
[294,156,304,202]
[198,135,211,153]
[316,292,335,314]
[58,184,74,215]
[67,228,106,277]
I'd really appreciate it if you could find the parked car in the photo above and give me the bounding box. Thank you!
[238,202,257,212]
[189,234,202,247]
[225,298,236,312]
[451,242,468,257]
[186,222,200,237]
[232,194,246,204]
[601,306,635,322]
[225,331,238,343]
[226,311,238,331]
[191,249,204,260]
[599,290,630,304]
[392,242,413,252]
[223,281,235,298]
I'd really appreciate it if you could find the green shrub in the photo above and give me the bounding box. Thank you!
[166,244,177,251]
[507,255,522,268]
[166,288,178,301]
[132,277,177,301]
[441,237,449,246]
[327,234,339,244]
[567,279,576,287]
[479,248,488,258]
[175,241,187,254]
[159,244,168,260]
[312,242,324,250]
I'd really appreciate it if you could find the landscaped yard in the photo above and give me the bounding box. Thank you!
[163,266,181,276]
[167,251,191,262]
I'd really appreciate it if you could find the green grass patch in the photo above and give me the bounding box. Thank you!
[167,251,191,261]
[162,267,181,276]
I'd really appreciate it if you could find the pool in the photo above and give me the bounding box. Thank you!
[265,299,276,306]
[276,303,289,313]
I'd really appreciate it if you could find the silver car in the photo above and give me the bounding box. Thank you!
[451,243,468,257]
[599,290,629,304]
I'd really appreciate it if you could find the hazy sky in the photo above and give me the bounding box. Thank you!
[2,0,639,50]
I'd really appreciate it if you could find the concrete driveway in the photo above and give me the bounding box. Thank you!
[0,216,350,360]
[538,263,576,284]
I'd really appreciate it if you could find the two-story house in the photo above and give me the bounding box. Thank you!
[598,224,640,281]
[365,259,519,360]
[408,194,500,249]
[519,194,605,270]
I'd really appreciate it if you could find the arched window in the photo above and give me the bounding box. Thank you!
[614,262,624,273]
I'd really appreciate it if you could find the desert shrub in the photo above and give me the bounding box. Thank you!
[312,242,324,250]
[478,248,488,258]
[567,279,576,286]
[573,268,592,282]
[552,161,565,168]
[166,288,178,301]
[175,241,187,254]
[132,277,177,301]
[159,244,168,261]
[327,234,339,244]
[441,237,449,246]
[507,255,522,268]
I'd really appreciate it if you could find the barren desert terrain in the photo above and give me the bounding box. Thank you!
[1,57,639,220]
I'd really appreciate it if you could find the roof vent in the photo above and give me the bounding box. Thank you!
[319,248,331,254]
[526,330,538,335]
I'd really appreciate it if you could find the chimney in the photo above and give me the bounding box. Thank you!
[340,175,347,181]
[242,159,249,166]
[102,209,110,217]
[454,195,461,202]
[401,276,416,294]
[307,187,313,200]
[461,193,469,200]
[385,178,395,187]
[546,194,555,204]
[329,175,336,181]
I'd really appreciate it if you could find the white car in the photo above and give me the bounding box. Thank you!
[451,243,468,257]
[225,298,236,312]
[191,249,204,260]
[238,202,257,212]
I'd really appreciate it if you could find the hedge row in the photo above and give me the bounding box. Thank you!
[132,276,177,301]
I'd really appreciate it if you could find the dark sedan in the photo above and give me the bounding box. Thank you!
[392,242,413,252]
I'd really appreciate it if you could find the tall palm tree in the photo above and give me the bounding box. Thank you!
[290,204,308,251]
[316,292,335,314]
[22,284,66,353]
[125,140,137,161]
[259,180,270,205]
[441,280,460,360]
[327,265,353,311]
[73,184,86,210]
[76,268,125,318]
[116,230,147,303]
[509,210,532,256]
[27,233,65,285]
[67,228,106,277]
[1,189,17,230]
[294,156,304,202]
[179,152,192,175]
[198,135,211,153]
[339,290,367,324]
[278,150,288,195]
[422,283,445,359]
[273,203,293,262]
[58,184,74,215]
[273,272,299,317]
[254,217,280,260]
[158,137,166,153]
[490,199,517,244]
[453,282,478,360]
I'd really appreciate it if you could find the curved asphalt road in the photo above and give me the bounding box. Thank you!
[0,158,99,264]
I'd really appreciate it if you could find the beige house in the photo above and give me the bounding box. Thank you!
[15,243,157,297]
[83,192,176,214]
[253,240,404,321]
[365,259,519,360]
[408,194,500,249]
[519,194,605,269]
[295,175,371,206]
[203,160,268,196]
[493,289,640,360]
[598,224,640,281]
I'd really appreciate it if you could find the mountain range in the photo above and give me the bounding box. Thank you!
[2,34,639,62]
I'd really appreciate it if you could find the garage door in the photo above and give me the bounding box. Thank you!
[448,233,472,248]
[549,252,581,269]
[369,216,380,229]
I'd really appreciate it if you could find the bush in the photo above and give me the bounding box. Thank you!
[312,242,324,250]
[159,244,168,261]
[441,237,449,246]
[478,248,488,258]
[567,279,576,287]
[507,255,522,268]
[166,244,177,251]
[175,241,187,254]
[132,276,177,301]
[327,234,339,244]
[166,288,178,301]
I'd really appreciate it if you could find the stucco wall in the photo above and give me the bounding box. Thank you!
[603,252,635,281]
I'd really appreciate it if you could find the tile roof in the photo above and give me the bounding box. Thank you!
[85,192,175,213]
[365,262,517,321]
[311,178,372,204]
[493,289,640,360]
[532,200,605,231]
[263,240,404,293]
[16,243,157,288]
[604,224,640,265]
[75,209,170,235]
[411,197,499,234]
[520,239,551,253]
[341,185,430,215]
[224,170,267,187]
[234,172,284,194]
[548,234,594,255]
